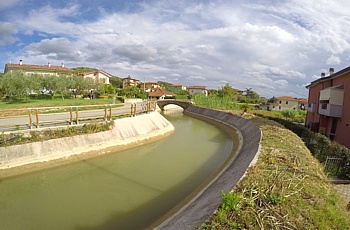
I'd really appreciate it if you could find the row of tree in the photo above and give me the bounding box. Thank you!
[0,72,103,100]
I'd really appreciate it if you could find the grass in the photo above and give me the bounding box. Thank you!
[0,96,122,117]
[201,113,350,229]
[0,122,113,147]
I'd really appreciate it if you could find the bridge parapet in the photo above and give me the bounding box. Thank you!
[156,100,192,111]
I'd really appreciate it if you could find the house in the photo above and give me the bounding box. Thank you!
[148,88,174,100]
[305,67,350,148]
[4,60,74,76]
[260,96,307,111]
[188,86,208,96]
[171,84,187,91]
[82,70,112,84]
[142,82,161,91]
[122,75,140,88]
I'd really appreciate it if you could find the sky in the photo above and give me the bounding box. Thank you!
[1,0,350,98]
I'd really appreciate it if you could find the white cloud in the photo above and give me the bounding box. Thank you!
[326,55,341,65]
[3,0,350,98]
[0,22,18,45]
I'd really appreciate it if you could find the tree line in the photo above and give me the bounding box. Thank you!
[0,71,103,100]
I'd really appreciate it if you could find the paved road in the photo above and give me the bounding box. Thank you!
[0,102,151,133]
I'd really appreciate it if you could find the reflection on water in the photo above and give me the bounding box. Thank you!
[0,112,233,230]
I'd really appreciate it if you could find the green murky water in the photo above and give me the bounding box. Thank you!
[0,111,233,229]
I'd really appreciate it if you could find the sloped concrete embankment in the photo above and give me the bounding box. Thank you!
[156,105,262,230]
[0,112,174,170]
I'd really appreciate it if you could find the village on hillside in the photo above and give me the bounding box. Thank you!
[2,60,307,111]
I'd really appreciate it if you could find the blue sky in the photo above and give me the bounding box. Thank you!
[1,0,350,98]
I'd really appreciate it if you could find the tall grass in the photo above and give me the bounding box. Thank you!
[193,94,240,110]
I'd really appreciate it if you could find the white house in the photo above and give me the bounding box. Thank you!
[83,70,112,84]
[188,86,208,96]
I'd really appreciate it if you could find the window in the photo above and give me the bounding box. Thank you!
[279,101,282,104]
[286,101,288,104]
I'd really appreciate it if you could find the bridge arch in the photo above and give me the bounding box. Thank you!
[156,100,192,111]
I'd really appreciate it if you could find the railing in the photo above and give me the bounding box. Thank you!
[0,101,157,133]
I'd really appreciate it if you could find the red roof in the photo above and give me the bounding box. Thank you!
[275,96,307,103]
[188,86,206,89]
[148,88,174,97]
[5,63,74,73]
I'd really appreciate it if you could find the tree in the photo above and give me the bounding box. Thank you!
[281,109,297,120]
[208,89,219,97]
[219,84,236,99]
[109,76,122,88]
[1,71,31,100]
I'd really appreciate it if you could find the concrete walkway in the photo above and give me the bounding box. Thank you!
[334,183,350,204]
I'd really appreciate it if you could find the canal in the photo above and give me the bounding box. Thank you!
[0,110,234,229]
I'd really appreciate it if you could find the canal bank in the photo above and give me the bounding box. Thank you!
[154,105,262,229]
[0,112,174,176]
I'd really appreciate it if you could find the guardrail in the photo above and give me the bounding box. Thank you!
[0,101,157,133]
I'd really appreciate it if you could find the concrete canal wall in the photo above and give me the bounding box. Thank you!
[156,105,262,230]
[0,112,174,170]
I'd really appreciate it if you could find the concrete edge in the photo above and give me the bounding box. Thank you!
[0,112,174,172]
[154,105,262,230]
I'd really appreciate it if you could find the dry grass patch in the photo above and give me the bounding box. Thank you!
[201,115,350,229]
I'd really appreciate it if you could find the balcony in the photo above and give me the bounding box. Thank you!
[318,103,343,117]
[306,103,315,112]
[319,85,344,105]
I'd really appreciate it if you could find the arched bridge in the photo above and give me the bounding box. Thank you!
[156,100,193,111]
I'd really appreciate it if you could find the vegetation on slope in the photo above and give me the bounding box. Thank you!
[201,114,350,229]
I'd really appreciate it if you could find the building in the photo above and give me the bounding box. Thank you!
[4,60,74,76]
[122,75,140,88]
[142,82,161,91]
[260,96,307,111]
[171,84,187,91]
[188,86,208,96]
[82,70,112,84]
[305,67,350,148]
[148,88,174,100]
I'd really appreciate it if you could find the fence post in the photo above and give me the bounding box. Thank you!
[35,108,39,128]
[75,107,79,124]
[104,105,107,121]
[147,101,150,113]
[109,104,112,120]
[70,106,73,125]
[133,103,137,116]
[130,104,134,117]
[28,108,33,129]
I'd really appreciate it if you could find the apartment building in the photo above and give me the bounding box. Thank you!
[305,67,350,148]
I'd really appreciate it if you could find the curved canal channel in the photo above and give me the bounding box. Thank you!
[0,110,235,229]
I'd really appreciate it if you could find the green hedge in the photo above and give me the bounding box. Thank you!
[256,114,350,179]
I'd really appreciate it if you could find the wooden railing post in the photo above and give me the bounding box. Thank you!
[130,104,134,116]
[35,108,39,128]
[28,108,33,129]
[75,107,79,124]
[70,106,73,125]
[133,103,137,116]
[109,104,112,120]
[104,105,107,121]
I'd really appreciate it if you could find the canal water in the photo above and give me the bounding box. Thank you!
[0,111,234,230]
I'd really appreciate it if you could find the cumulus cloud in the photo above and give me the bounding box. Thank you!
[0,22,18,45]
[24,38,82,61]
[2,0,350,98]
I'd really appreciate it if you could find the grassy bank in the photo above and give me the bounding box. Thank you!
[0,97,120,117]
[201,113,350,229]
